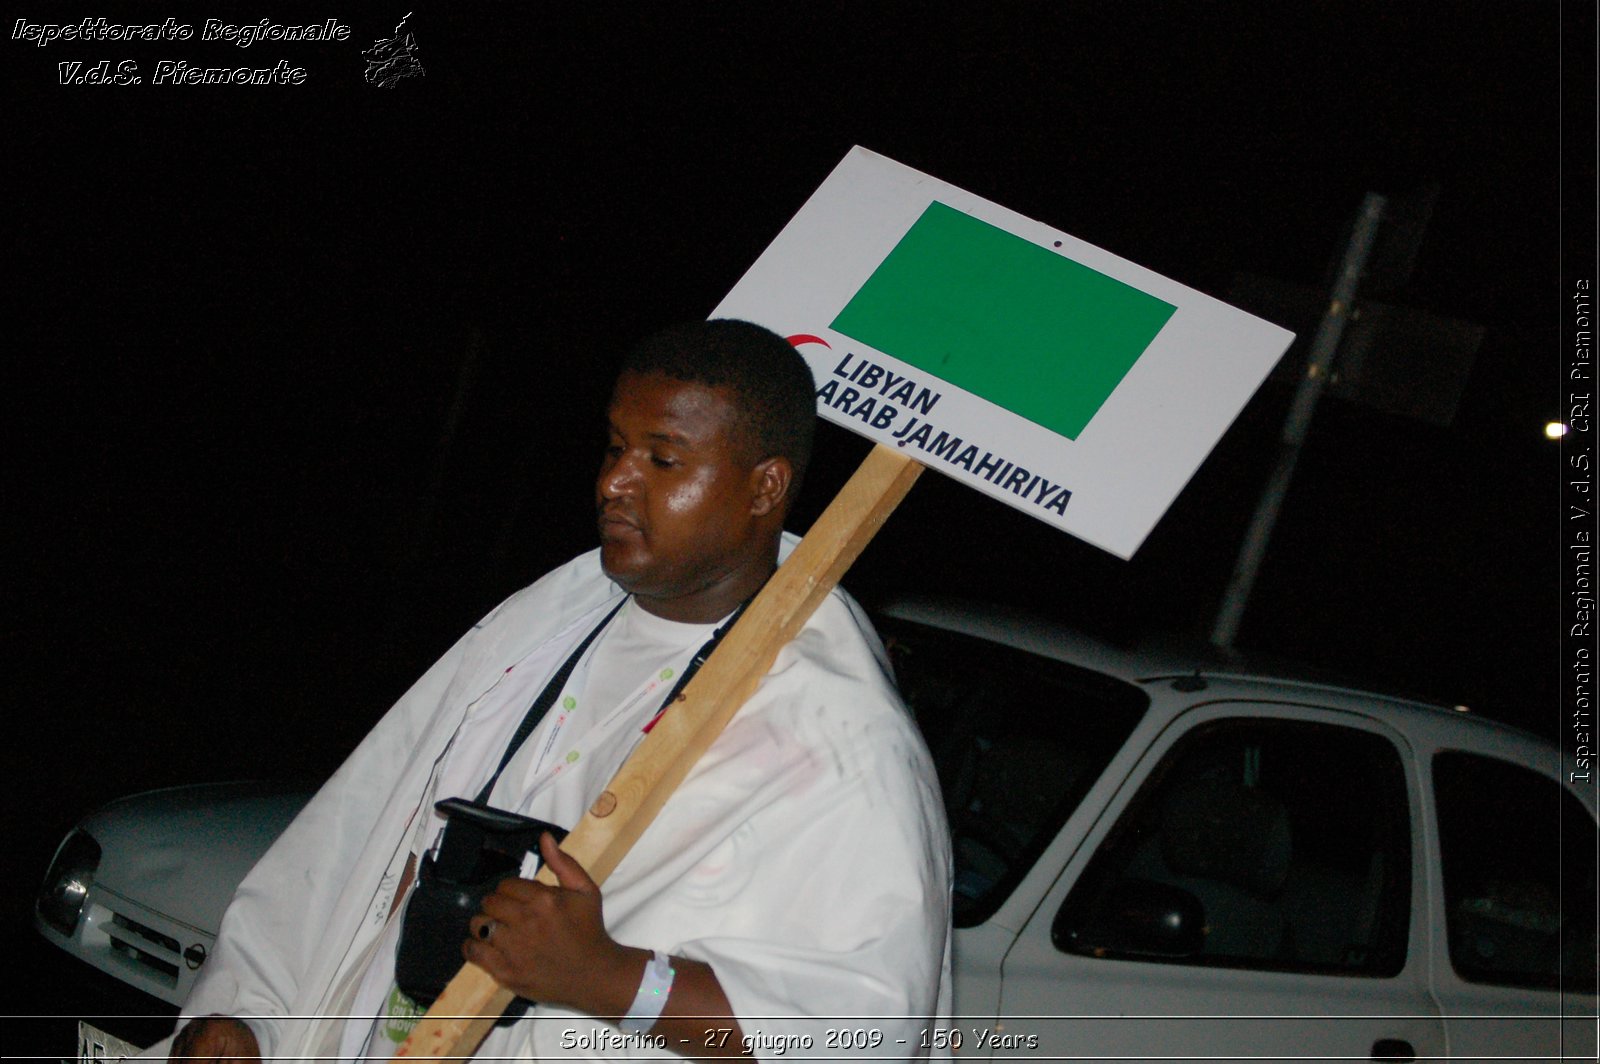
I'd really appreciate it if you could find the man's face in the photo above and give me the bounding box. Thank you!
[596,371,785,622]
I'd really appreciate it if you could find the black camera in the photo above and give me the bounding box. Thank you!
[395,797,568,1024]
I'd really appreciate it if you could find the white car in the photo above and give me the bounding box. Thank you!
[38,599,1598,1061]
[36,781,309,1009]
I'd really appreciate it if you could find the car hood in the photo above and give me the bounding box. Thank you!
[80,781,313,934]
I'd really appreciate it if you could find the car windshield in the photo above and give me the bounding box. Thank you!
[879,614,1150,926]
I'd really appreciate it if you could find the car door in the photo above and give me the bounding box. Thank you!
[994,699,1446,1063]
[1425,746,1598,1062]
[876,612,1156,1039]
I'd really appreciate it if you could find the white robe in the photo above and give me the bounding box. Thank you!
[159,543,953,1062]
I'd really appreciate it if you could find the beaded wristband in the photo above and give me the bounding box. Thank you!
[619,949,676,1034]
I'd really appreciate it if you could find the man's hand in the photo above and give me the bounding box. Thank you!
[464,833,750,1058]
[464,832,637,1016]
[169,1016,261,1063]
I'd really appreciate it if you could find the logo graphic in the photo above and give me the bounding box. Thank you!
[363,12,424,88]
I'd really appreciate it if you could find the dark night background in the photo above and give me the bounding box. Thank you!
[5,2,1594,1057]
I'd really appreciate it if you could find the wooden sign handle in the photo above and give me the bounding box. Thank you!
[392,444,922,1062]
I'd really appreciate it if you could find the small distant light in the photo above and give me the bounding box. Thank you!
[1454,704,1472,713]
[1546,422,1569,439]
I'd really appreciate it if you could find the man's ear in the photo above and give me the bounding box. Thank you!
[748,456,793,518]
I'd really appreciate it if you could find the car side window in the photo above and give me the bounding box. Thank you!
[879,617,1149,928]
[1432,751,1598,993]
[1054,717,1412,976]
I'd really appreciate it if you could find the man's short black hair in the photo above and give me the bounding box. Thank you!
[620,319,817,486]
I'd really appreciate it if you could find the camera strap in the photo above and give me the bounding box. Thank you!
[474,597,628,805]
[474,593,755,806]
[641,596,751,734]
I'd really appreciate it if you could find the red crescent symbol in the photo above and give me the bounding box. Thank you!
[786,334,831,349]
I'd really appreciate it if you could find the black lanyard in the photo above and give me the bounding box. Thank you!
[473,596,749,806]
[474,598,626,805]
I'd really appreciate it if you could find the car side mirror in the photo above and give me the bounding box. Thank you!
[1052,878,1206,959]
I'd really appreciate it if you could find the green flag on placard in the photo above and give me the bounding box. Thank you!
[831,201,1177,440]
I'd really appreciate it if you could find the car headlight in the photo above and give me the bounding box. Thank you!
[38,830,102,936]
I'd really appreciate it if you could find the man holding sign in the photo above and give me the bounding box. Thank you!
[163,320,953,1062]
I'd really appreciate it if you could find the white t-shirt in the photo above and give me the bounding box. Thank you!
[170,544,951,1064]
[342,598,723,1059]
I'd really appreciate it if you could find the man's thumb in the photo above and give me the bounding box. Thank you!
[540,831,596,893]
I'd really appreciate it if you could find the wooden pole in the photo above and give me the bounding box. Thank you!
[393,444,923,1061]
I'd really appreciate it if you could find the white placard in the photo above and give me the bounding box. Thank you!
[713,147,1294,559]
